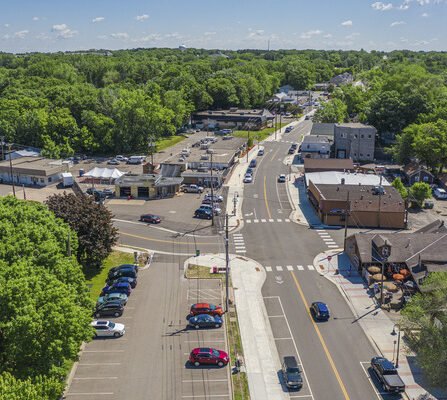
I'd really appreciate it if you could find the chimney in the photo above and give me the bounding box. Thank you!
[341,178,345,185]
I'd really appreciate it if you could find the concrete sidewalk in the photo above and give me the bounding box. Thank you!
[314,249,446,400]
[187,253,288,400]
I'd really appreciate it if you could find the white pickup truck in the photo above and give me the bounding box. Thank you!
[183,184,204,194]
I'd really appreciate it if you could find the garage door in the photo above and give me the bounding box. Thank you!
[119,187,131,197]
[137,187,149,198]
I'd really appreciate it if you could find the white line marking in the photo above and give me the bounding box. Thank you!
[273,296,314,399]
[286,265,294,271]
[276,266,283,271]
[285,219,291,222]
[182,379,228,383]
[83,350,124,353]
[181,396,230,398]
[233,234,243,238]
[184,340,226,343]
[269,219,274,222]
[65,393,114,396]
[316,229,326,232]
[73,377,118,380]
[359,362,386,399]
[307,265,315,270]
[261,219,266,223]
[265,266,272,272]
[235,250,247,253]
[277,219,282,222]
[327,245,339,248]
[274,337,293,340]
[322,238,334,241]
[268,315,285,318]
[246,220,252,223]
[78,363,121,366]
[235,246,246,250]
[253,219,259,223]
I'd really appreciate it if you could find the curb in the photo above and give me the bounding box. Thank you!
[62,342,87,399]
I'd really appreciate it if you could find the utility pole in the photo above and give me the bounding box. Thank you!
[343,191,350,250]
[0,136,4,161]
[279,104,283,135]
[210,152,214,226]
[225,213,230,312]
[246,130,249,163]
[148,136,155,167]
[274,110,278,140]
[8,144,16,198]
[378,175,383,228]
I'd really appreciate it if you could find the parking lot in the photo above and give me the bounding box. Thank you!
[66,257,231,400]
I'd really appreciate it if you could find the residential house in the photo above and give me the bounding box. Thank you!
[403,162,434,185]
[334,123,376,162]
[330,72,353,86]
[300,135,331,159]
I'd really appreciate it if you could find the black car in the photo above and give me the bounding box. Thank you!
[107,268,137,280]
[188,314,223,329]
[370,356,405,393]
[194,208,213,220]
[310,302,330,321]
[249,159,257,168]
[106,276,137,288]
[281,356,303,390]
[288,147,295,154]
[94,301,124,318]
[109,264,138,275]
[140,214,161,224]
[246,167,254,175]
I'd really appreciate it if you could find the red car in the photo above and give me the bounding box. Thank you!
[189,303,224,317]
[189,347,229,367]
[140,214,161,224]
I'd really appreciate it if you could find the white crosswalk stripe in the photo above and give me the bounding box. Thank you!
[286,265,293,271]
[276,266,283,271]
[246,219,252,223]
[269,219,274,222]
[328,245,339,248]
[322,238,334,242]
[316,229,326,232]
[235,250,246,253]
[277,219,282,222]
[319,233,331,237]
[263,264,319,273]
[307,265,315,270]
[265,266,272,272]
[254,219,259,223]
[297,265,304,270]
[285,219,290,222]
[261,219,266,223]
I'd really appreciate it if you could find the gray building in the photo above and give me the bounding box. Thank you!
[301,135,331,159]
[334,123,376,162]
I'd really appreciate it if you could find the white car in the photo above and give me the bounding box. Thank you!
[243,174,253,183]
[91,320,125,338]
[434,188,447,200]
[204,194,224,202]
[115,155,128,162]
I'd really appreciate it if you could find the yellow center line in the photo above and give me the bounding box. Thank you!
[270,147,280,162]
[119,231,216,246]
[263,176,272,219]
[290,272,351,400]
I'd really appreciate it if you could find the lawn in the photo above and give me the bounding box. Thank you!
[156,135,186,151]
[184,264,226,281]
[233,123,289,142]
[85,251,135,301]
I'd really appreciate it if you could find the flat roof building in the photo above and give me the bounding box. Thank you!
[305,171,390,187]
[114,174,183,199]
[304,158,354,173]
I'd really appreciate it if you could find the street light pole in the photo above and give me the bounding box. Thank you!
[210,152,214,227]
[391,324,401,368]
[8,144,16,198]
[225,213,230,312]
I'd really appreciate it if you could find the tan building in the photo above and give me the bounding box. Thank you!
[114,174,183,199]
[307,181,406,229]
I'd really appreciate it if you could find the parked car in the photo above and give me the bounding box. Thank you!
[204,194,224,203]
[305,115,311,120]
[370,356,406,393]
[278,174,286,183]
[201,198,220,206]
[102,188,114,197]
[106,276,137,289]
[189,347,229,367]
[188,314,223,329]
[94,301,124,318]
[257,148,264,156]
[249,159,257,168]
[109,264,138,275]
[243,174,253,183]
[127,155,146,165]
[288,147,295,154]
[246,167,254,175]
[190,303,224,317]
[281,356,303,390]
[424,199,434,209]
[101,282,132,297]
[291,143,298,150]
[91,320,125,338]
[115,155,128,162]
[285,126,293,133]
[183,184,204,193]
[433,188,447,199]
[194,208,213,220]
[96,293,128,307]
[199,204,222,215]
[107,159,120,165]
[140,214,161,224]
[86,188,106,198]
[310,301,330,321]
[108,268,137,280]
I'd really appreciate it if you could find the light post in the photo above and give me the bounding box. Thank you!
[379,240,390,306]
[391,324,401,368]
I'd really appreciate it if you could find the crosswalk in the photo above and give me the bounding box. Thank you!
[232,233,246,254]
[316,229,340,249]
[245,218,291,224]
[265,265,316,272]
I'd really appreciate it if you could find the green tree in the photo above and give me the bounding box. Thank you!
[0,373,64,400]
[401,272,447,385]
[391,178,408,200]
[408,182,432,207]
[313,99,347,123]
[46,193,118,270]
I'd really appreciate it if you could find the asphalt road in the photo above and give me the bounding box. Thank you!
[239,121,387,399]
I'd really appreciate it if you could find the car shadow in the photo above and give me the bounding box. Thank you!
[184,361,226,369]
[276,370,302,393]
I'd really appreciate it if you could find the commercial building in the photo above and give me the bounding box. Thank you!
[345,220,447,288]
[0,157,69,187]
[307,181,406,229]
[300,135,331,159]
[309,123,335,139]
[114,174,183,199]
[305,171,390,188]
[192,108,274,131]
[334,123,376,162]
[304,158,354,173]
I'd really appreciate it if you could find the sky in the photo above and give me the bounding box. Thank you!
[0,0,446,53]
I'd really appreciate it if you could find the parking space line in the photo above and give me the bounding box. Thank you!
[274,337,293,340]
[83,350,124,353]
[73,377,118,380]
[272,296,314,399]
[182,395,230,398]
[184,340,226,343]
[182,379,228,383]
[78,363,121,366]
[359,362,388,398]
[268,315,285,318]
[66,393,114,396]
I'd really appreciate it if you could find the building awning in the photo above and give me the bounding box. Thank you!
[84,167,125,179]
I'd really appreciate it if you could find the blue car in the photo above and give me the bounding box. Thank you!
[101,282,132,297]
[311,302,330,321]
[188,314,223,329]
[106,276,137,289]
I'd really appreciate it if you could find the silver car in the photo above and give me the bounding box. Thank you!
[91,320,125,338]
